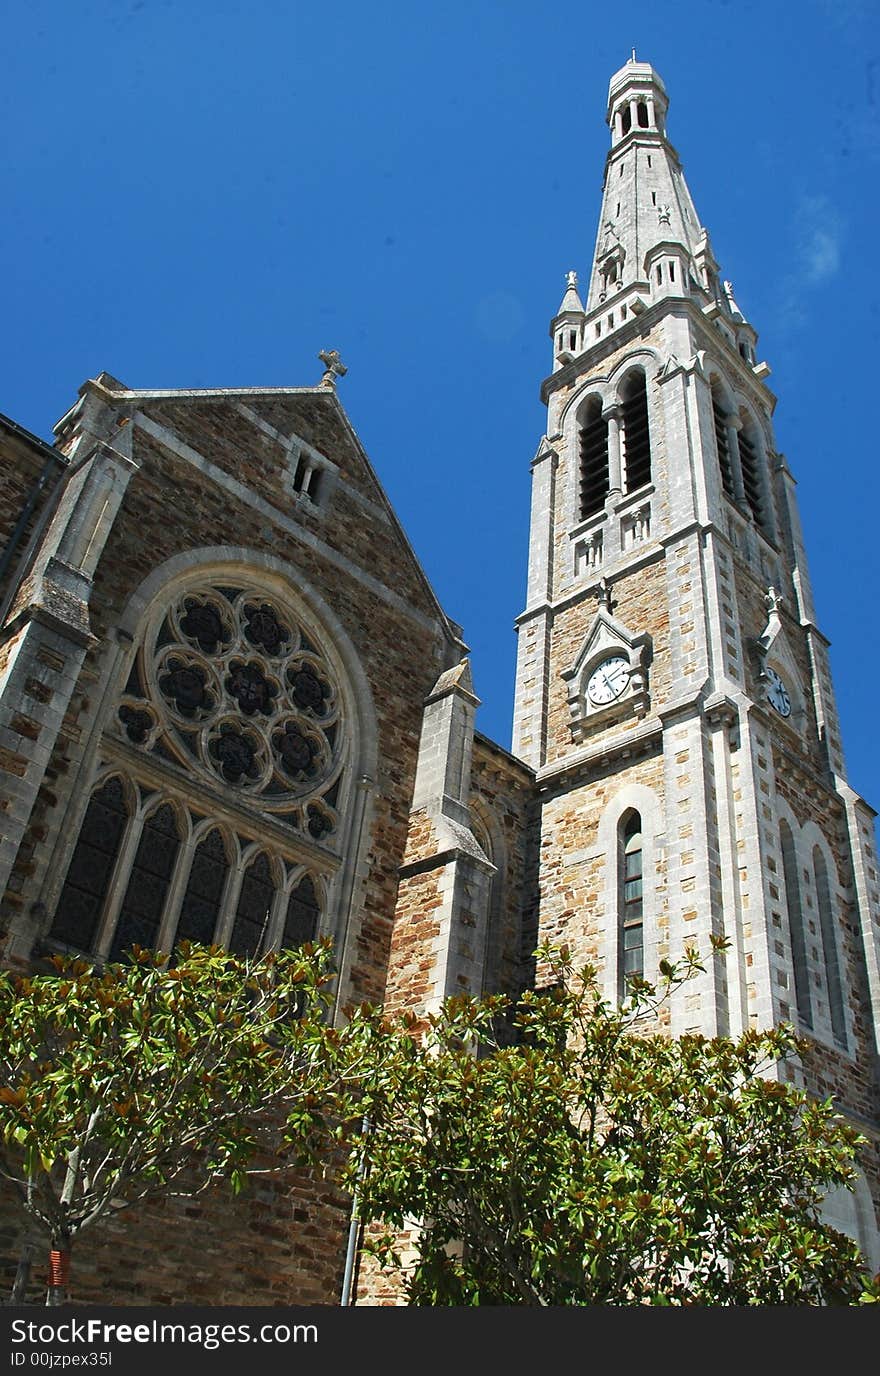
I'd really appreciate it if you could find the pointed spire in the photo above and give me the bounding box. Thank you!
[722,280,744,322]
[556,269,585,317]
[583,59,707,314]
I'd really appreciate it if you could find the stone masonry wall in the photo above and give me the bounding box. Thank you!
[0,386,459,1305]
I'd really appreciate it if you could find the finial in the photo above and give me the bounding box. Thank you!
[764,586,784,617]
[591,576,613,614]
[631,47,637,63]
[318,349,347,388]
[566,269,578,289]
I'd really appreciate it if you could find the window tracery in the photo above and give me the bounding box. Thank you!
[48,577,345,962]
[116,583,344,838]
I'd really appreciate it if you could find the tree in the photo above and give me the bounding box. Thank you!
[340,944,880,1305]
[0,941,340,1304]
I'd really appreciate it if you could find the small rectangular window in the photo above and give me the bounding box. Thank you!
[647,154,652,168]
[607,314,614,329]
[621,304,627,320]
[616,202,620,216]
[656,266,662,285]
[669,261,676,281]
[569,330,576,350]
[651,191,656,205]
[595,322,601,337]
[620,163,624,177]
[292,454,308,491]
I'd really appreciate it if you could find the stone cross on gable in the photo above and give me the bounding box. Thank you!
[318,349,348,388]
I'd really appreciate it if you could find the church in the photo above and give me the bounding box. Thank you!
[1,56,878,1302]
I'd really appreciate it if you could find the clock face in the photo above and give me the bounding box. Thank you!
[587,655,630,706]
[765,667,791,718]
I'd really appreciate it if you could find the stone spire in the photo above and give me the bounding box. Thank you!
[585,57,705,313]
[550,270,586,362]
[556,269,585,317]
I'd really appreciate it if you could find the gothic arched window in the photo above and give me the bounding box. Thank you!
[780,820,811,1028]
[619,811,644,997]
[620,370,651,492]
[283,874,321,949]
[229,853,275,958]
[813,847,847,1048]
[579,397,609,519]
[47,577,342,963]
[50,777,129,951]
[110,803,181,961]
[176,828,230,947]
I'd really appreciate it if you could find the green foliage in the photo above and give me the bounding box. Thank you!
[338,943,879,1305]
[0,941,339,1251]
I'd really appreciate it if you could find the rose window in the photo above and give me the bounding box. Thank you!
[115,583,344,837]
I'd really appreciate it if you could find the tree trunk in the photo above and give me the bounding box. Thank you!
[10,1240,34,1304]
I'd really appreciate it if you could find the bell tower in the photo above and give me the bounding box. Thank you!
[513,56,880,1261]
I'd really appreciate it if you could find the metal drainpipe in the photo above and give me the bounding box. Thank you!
[340,1118,370,1306]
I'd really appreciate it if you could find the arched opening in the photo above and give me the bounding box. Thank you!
[579,396,609,518]
[619,810,644,998]
[711,381,736,501]
[737,413,767,532]
[176,828,230,948]
[110,803,182,961]
[621,105,632,136]
[620,370,651,492]
[282,874,321,949]
[636,101,649,128]
[50,777,130,951]
[229,852,275,958]
[41,562,375,996]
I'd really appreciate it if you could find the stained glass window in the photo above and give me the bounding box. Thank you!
[50,778,129,950]
[111,804,180,960]
[229,853,274,957]
[176,829,228,949]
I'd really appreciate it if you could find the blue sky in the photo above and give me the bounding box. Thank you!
[2,1,879,801]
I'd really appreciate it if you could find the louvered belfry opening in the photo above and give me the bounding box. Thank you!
[737,422,765,529]
[712,387,735,499]
[579,397,609,518]
[621,371,651,491]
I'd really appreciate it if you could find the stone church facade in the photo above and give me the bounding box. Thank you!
[1,58,878,1302]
